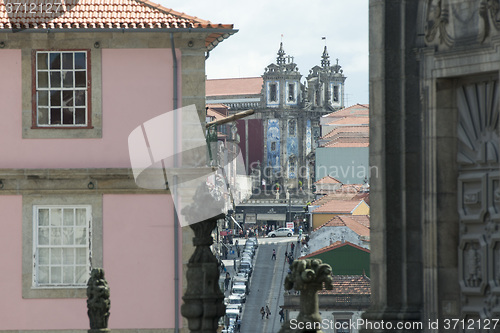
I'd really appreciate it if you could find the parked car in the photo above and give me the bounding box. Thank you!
[268,227,294,237]
[246,239,258,249]
[238,261,252,276]
[241,253,253,262]
[232,280,249,294]
[226,303,242,313]
[243,245,255,254]
[234,273,248,284]
[231,284,247,302]
[248,236,259,247]
[225,294,244,307]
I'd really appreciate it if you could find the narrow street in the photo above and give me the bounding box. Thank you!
[238,237,300,333]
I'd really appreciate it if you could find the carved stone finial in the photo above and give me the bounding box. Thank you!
[277,42,286,65]
[181,182,226,333]
[87,268,111,333]
[321,46,330,68]
[279,259,333,333]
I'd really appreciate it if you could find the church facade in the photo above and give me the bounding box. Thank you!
[207,42,347,193]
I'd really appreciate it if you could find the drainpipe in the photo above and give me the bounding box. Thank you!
[170,32,179,333]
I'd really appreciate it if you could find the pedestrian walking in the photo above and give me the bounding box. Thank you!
[265,305,271,318]
[260,307,265,319]
[279,308,285,322]
[224,272,230,291]
[271,249,276,260]
[291,243,295,253]
[285,250,288,258]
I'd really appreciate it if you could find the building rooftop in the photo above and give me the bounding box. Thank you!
[0,0,235,50]
[206,77,263,97]
[319,274,371,295]
[313,215,370,238]
[300,241,370,259]
[322,125,369,140]
[312,199,367,214]
[327,116,369,126]
[314,175,342,185]
[324,136,370,148]
[323,104,369,119]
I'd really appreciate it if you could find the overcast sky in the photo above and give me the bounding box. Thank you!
[157,0,369,105]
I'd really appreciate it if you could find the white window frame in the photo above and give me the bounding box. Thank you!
[32,205,92,289]
[34,50,90,127]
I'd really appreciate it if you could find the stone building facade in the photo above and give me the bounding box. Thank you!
[207,42,347,192]
[366,1,500,332]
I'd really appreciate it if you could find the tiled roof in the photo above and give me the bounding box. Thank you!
[350,215,370,228]
[311,185,365,205]
[318,274,371,295]
[313,216,345,230]
[323,104,369,119]
[327,116,369,126]
[312,199,366,214]
[206,108,225,121]
[314,175,342,185]
[300,241,370,259]
[324,136,369,148]
[206,104,229,118]
[312,215,370,238]
[206,77,263,97]
[0,0,235,50]
[338,215,369,237]
[322,125,369,140]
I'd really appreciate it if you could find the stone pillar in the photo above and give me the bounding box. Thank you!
[279,259,333,333]
[180,182,227,333]
[181,214,226,333]
[87,268,110,333]
[362,0,423,332]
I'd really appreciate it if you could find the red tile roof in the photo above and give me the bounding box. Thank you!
[323,104,369,119]
[314,175,342,185]
[206,77,263,97]
[313,199,367,214]
[327,116,369,126]
[312,215,370,237]
[206,104,228,118]
[300,241,370,259]
[311,185,365,205]
[206,108,226,121]
[318,274,371,295]
[322,125,369,140]
[0,0,235,50]
[324,136,369,148]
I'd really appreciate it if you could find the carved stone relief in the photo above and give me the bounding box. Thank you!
[425,0,500,47]
[458,78,500,320]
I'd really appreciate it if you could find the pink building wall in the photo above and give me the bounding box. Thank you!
[0,48,183,329]
[0,194,176,330]
[103,194,176,329]
[0,48,180,169]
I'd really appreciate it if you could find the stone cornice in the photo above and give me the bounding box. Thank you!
[0,168,169,195]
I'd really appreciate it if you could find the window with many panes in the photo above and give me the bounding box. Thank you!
[34,50,90,127]
[33,205,91,288]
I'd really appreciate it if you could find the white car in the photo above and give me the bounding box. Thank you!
[268,227,294,237]
[231,284,247,302]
